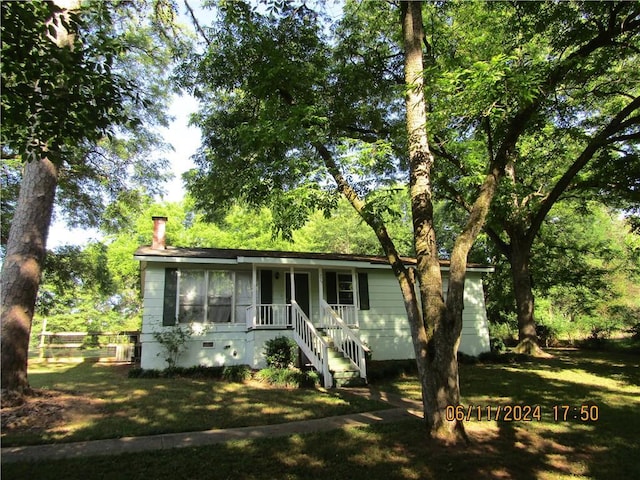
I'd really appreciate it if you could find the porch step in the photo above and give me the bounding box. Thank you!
[303,331,366,388]
[324,337,366,387]
[332,369,367,388]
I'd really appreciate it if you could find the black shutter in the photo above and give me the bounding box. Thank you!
[325,271,337,304]
[358,272,370,310]
[163,268,178,326]
[260,270,273,304]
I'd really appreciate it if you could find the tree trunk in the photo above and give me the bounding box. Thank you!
[1,157,59,396]
[402,1,468,444]
[509,239,549,356]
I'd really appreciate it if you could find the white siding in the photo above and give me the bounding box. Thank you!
[140,264,251,370]
[139,261,491,371]
[358,270,490,360]
[246,330,297,369]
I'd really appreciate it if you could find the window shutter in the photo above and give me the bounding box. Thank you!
[325,271,337,304]
[260,270,273,304]
[358,272,370,310]
[163,268,178,326]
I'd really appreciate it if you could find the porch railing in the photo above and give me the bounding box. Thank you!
[325,304,357,327]
[291,300,332,388]
[320,300,368,380]
[246,304,291,329]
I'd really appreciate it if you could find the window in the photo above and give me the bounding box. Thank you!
[324,271,370,311]
[204,271,234,323]
[338,274,354,305]
[164,269,235,324]
[325,271,354,305]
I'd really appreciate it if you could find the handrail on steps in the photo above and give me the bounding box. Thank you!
[320,299,369,380]
[290,301,332,388]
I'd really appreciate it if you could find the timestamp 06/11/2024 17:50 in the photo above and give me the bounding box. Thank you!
[445,404,600,422]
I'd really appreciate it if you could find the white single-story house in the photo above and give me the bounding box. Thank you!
[134,217,492,387]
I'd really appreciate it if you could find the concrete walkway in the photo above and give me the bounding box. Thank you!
[1,388,424,464]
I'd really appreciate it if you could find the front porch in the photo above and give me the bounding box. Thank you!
[243,265,369,388]
[246,303,358,329]
[244,266,364,330]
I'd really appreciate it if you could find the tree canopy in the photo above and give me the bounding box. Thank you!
[1,0,180,395]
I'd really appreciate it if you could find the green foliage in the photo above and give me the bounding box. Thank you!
[532,202,640,339]
[255,367,319,388]
[487,320,517,351]
[128,365,249,380]
[485,201,640,343]
[153,324,193,370]
[629,323,640,340]
[179,0,405,239]
[264,336,297,369]
[222,365,253,382]
[1,0,175,233]
[1,1,130,161]
[33,241,142,339]
[127,367,162,379]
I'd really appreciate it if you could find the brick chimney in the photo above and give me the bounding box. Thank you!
[152,216,168,250]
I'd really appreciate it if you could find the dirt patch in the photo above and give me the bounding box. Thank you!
[1,389,104,435]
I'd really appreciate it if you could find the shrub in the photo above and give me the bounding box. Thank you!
[153,324,193,370]
[488,321,518,348]
[222,365,253,382]
[457,352,478,365]
[536,324,559,347]
[490,336,506,353]
[177,366,224,378]
[128,366,228,379]
[628,323,640,340]
[478,351,530,364]
[264,336,297,369]
[255,367,319,388]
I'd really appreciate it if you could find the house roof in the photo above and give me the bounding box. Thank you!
[134,246,494,272]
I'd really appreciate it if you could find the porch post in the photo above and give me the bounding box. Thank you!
[352,268,358,326]
[289,267,295,326]
[251,264,257,328]
[318,267,324,327]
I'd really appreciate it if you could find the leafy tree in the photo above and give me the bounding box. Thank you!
[177,0,502,442]
[33,242,142,341]
[294,192,414,256]
[485,201,640,345]
[0,0,176,395]
[425,1,640,354]
[177,0,639,441]
[534,203,640,339]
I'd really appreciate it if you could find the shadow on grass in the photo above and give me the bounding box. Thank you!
[352,348,640,479]
[5,413,638,480]
[458,348,640,479]
[4,350,638,479]
[5,361,390,447]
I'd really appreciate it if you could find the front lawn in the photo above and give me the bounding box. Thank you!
[2,348,639,479]
[1,360,389,447]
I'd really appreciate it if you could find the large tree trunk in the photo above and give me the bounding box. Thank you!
[1,157,59,396]
[509,239,549,356]
[402,1,467,443]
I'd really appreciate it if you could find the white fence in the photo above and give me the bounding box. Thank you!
[34,331,140,362]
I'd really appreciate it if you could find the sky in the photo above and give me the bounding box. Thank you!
[47,93,201,248]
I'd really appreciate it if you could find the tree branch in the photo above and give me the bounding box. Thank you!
[526,95,640,245]
[314,141,409,278]
[183,0,211,46]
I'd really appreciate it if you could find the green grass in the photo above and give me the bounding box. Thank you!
[3,348,639,480]
[1,360,389,447]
